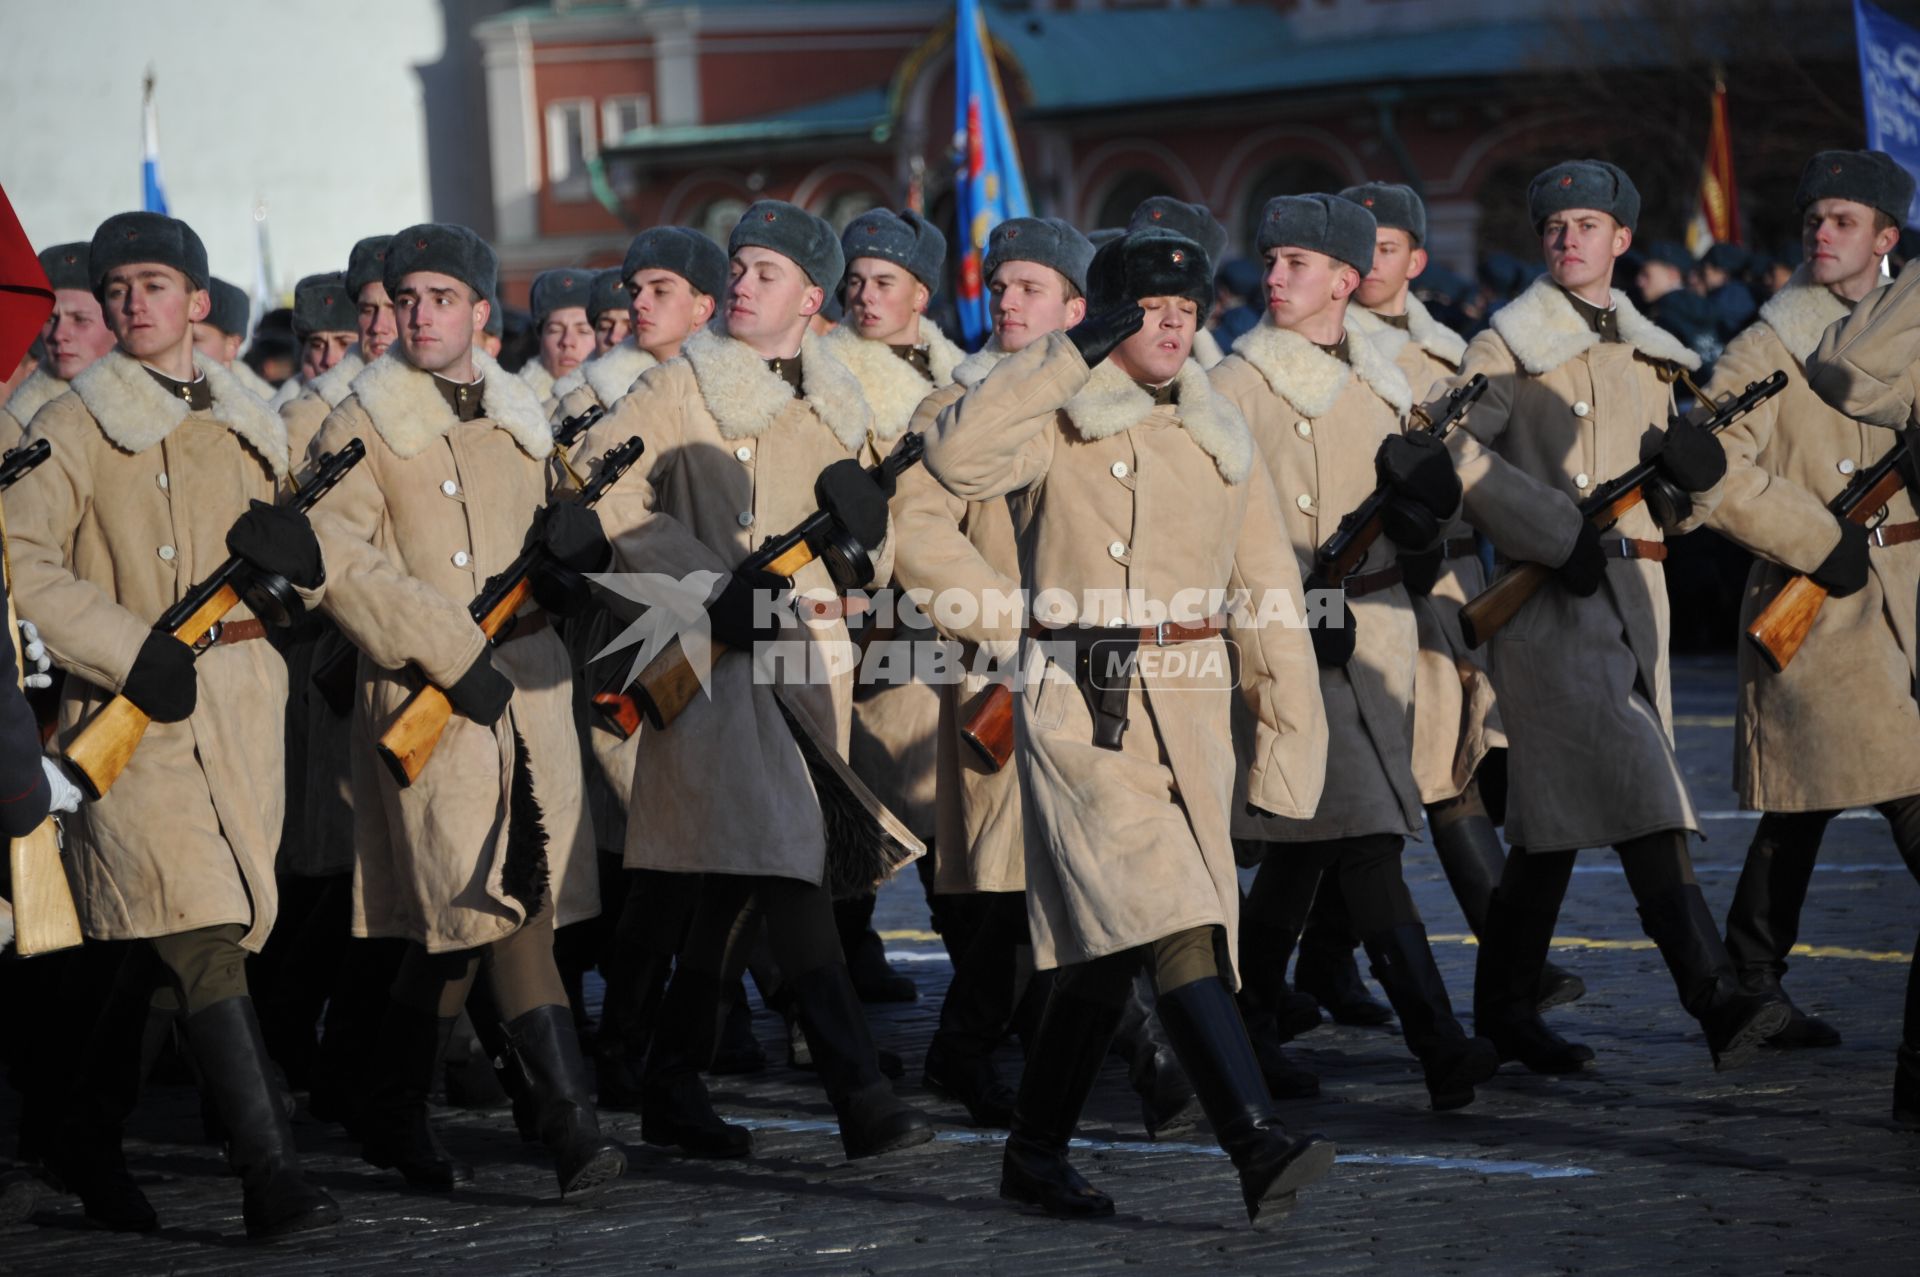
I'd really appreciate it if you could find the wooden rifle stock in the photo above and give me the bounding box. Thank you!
[593,434,927,737]
[61,439,367,800]
[959,681,1015,771]
[375,435,644,786]
[1457,371,1788,649]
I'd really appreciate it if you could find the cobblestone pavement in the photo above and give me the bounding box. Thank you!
[3,656,1916,1274]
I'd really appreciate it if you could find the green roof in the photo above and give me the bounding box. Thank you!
[602,85,890,155]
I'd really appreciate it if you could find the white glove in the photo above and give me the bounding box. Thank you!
[18,620,50,689]
[40,755,82,815]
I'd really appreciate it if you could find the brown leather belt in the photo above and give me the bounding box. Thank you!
[1029,613,1227,647]
[1600,537,1668,562]
[1441,537,1479,560]
[203,618,267,646]
[1342,565,1404,598]
[499,611,550,642]
[1869,520,1920,548]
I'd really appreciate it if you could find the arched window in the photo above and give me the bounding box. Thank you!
[1092,171,1176,235]
[693,198,747,250]
[1239,158,1344,251]
[819,190,880,233]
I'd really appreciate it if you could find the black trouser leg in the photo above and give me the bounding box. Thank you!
[311,935,405,1130]
[924,891,1025,1127]
[1294,877,1393,1027]
[598,869,696,1109]
[1472,848,1592,1074]
[999,960,1129,1218]
[1878,795,1920,1123]
[836,890,916,1003]
[46,942,159,1231]
[1725,809,1839,1046]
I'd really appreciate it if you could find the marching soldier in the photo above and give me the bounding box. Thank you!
[1,244,115,450]
[519,267,595,410]
[1126,198,1230,370]
[281,236,393,459]
[1680,151,1919,1053]
[577,200,933,1161]
[587,267,631,355]
[1445,160,1787,1075]
[1213,195,1499,1111]
[924,226,1335,1221]
[9,211,337,1237]
[195,278,276,402]
[306,222,624,1196]
[268,272,359,411]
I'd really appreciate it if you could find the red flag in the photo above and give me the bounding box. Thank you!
[0,184,52,374]
[1689,80,1740,252]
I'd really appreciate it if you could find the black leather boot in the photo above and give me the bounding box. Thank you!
[1637,884,1791,1071]
[709,980,769,1075]
[1237,891,1324,1044]
[1295,889,1393,1027]
[1473,854,1594,1075]
[311,936,403,1129]
[1430,801,1585,1011]
[640,968,751,1158]
[1725,816,1840,1049]
[1155,979,1337,1224]
[443,1008,510,1109]
[467,993,540,1144]
[358,1001,474,1189]
[1238,1004,1321,1100]
[503,1005,627,1196]
[594,945,671,1110]
[1363,924,1500,1110]
[837,894,916,1003]
[1111,971,1201,1138]
[45,961,159,1233]
[787,963,933,1159]
[999,984,1124,1218]
[1894,933,1918,1128]
[186,998,339,1239]
[923,894,1021,1128]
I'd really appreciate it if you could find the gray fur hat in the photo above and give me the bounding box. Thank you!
[382,223,497,304]
[1256,194,1377,274]
[89,211,209,297]
[1086,228,1214,321]
[1338,182,1426,247]
[346,234,392,300]
[841,208,947,289]
[529,268,595,325]
[205,278,252,338]
[1795,149,1916,224]
[622,225,728,298]
[1527,160,1641,232]
[292,272,356,341]
[1127,197,1228,271]
[586,268,629,323]
[730,200,843,289]
[1088,228,1125,249]
[983,217,1096,294]
[38,242,90,293]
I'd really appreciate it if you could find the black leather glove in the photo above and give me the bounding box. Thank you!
[1554,520,1607,597]
[706,568,790,649]
[1308,596,1356,667]
[123,631,197,722]
[1065,304,1146,369]
[1810,520,1871,598]
[534,502,612,575]
[1400,546,1443,598]
[530,561,592,618]
[815,459,889,552]
[1654,417,1726,494]
[226,499,324,589]
[1376,433,1461,550]
[445,649,513,727]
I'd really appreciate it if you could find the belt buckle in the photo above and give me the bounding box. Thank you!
[194,621,222,654]
[1871,524,1890,548]
[1152,620,1172,646]
[1612,537,1636,560]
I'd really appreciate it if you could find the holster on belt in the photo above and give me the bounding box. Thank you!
[1049,625,1139,752]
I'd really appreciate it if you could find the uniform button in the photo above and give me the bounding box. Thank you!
[1839,458,1857,476]
[1295,421,1312,439]
[734,446,752,462]
[156,473,169,490]
[1110,461,1129,478]
[157,545,175,562]
[1107,540,1127,560]
[1296,493,1314,512]
[452,550,471,568]
[1573,401,1591,417]
[737,511,755,528]
[441,479,459,496]
[1574,472,1590,489]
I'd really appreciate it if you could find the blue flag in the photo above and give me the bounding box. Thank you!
[142,73,169,215]
[952,0,1030,346]
[1854,0,1920,225]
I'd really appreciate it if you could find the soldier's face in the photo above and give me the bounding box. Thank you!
[393,271,480,374]
[628,269,714,359]
[990,262,1085,353]
[1262,246,1356,331]
[1804,198,1898,288]
[594,309,631,354]
[843,258,928,346]
[1355,229,1426,311]
[191,322,240,365]
[1541,210,1629,293]
[539,306,594,377]
[357,281,397,360]
[43,288,117,381]
[1636,260,1684,303]
[1108,294,1195,385]
[301,331,355,381]
[726,247,821,349]
[101,265,209,362]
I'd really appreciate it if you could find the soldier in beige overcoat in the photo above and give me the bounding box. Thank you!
[308,224,624,1198]
[1214,194,1498,1113]
[926,227,1335,1222]
[1443,161,1788,1078]
[577,200,932,1163]
[0,243,115,451]
[587,266,631,355]
[1742,153,1920,1119]
[10,213,338,1238]
[193,278,278,404]
[519,268,595,411]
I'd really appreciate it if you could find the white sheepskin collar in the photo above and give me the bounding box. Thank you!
[517,359,556,404]
[1351,294,1467,369]
[680,323,871,452]
[349,350,553,461]
[1064,355,1251,484]
[3,366,68,427]
[553,340,660,409]
[70,350,290,478]
[267,378,302,411]
[230,359,278,403]
[952,340,1008,389]
[818,319,966,442]
[309,349,366,409]
[1193,326,1225,370]
[1230,311,1413,420]
[1491,276,1700,376]
[1758,267,1882,365]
